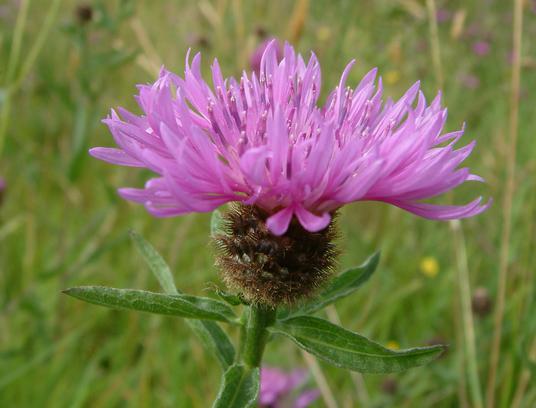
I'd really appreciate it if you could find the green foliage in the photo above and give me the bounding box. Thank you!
[272,315,446,373]
[212,364,260,408]
[287,251,380,317]
[187,319,236,370]
[63,286,238,323]
[215,288,243,306]
[65,236,439,405]
[130,229,178,295]
[130,229,236,368]
[1,0,534,406]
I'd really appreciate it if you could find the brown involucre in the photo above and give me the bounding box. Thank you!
[214,204,339,306]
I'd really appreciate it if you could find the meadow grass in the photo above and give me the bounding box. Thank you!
[0,0,535,407]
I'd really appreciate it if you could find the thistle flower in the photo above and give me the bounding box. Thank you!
[259,367,319,408]
[91,41,490,238]
[472,41,490,57]
[459,73,480,90]
[436,9,452,23]
[250,37,283,73]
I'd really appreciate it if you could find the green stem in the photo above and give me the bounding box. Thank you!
[242,304,276,368]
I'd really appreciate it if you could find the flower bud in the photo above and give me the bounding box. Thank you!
[472,287,492,317]
[75,4,93,25]
[214,205,338,306]
[381,377,398,395]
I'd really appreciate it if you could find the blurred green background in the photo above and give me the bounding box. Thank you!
[0,0,534,407]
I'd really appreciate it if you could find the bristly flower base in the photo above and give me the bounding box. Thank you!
[214,205,339,306]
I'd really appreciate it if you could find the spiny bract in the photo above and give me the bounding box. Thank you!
[214,205,338,305]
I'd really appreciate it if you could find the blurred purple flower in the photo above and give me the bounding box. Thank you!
[250,38,283,73]
[91,41,490,236]
[436,9,451,23]
[465,23,481,38]
[472,41,490,57]
[459,73,480,89]
[293,389,321,408]
[259,367,319,408]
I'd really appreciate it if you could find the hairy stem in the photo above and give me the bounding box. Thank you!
[242,304,276,368]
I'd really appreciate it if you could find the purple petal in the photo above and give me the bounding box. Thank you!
[90,46,490,225]
[294,389,321,408]
[266,206,294,236]
[240,147,272,186]
[295,206,331,232]
[390,197,492,220]
[89,147,145,167]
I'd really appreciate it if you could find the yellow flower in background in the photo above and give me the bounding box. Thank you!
[385,70,400,85]
[420,256,439,278]
[386,341,400,350]
[316,25,331,41]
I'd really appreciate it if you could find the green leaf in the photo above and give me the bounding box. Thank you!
[290,252,380,317]
[215,289,243,306]
[188,320,235,369]
[272,316,445,374]
[64,286,237,323]
[213,364,259,408]
[211,209,225,237]
[129,230,178,295]
[129,230,236,369]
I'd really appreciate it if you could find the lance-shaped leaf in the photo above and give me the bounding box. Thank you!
[189,320,235,369]
[64,286,237,323]
[129,230,236,368]
[286,252,380,318]
[129,229,177,295]
[272,315,446,374]
[213,364,259,408]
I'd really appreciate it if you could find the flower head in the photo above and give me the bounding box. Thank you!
[459,73,480,90]
[250,37,283,73]
[472,41,490,57]
[420,256,439,278]
[91,41,490,236]
[436,9,452,23]
[260,367,319,408]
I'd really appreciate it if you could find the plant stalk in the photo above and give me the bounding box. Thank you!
[242,304,276,368]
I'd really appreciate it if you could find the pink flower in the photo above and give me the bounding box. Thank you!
[459,73,480,89]
[259,367,319,408]
[436,9,451,23]
[91,41,490,236]
[250,37,283,73]
[472,41,490,57]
